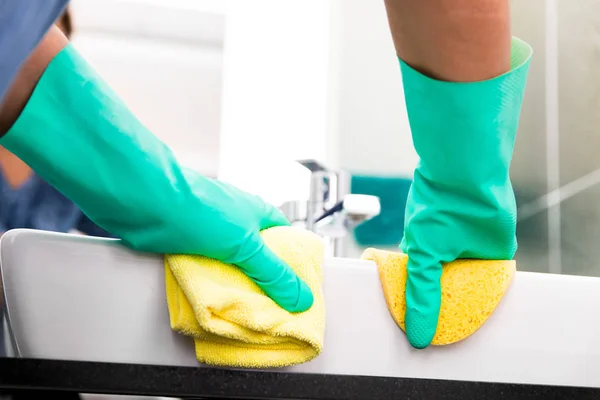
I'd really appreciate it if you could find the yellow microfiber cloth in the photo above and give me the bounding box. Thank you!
[361,248,515,345]
[164,226,326,368]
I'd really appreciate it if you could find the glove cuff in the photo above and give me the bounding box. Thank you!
[399,37,532,188]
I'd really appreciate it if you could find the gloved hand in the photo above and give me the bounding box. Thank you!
[398,37,532,348]
[0,43,313,313]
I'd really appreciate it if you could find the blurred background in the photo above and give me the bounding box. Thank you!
[65,0,599,277]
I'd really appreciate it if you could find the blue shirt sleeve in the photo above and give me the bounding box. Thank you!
[76,213,117,238]
[0,0,68,104]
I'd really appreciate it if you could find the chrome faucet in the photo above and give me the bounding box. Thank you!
[280,160,381,257]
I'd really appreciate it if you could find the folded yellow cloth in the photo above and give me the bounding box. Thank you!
[362,248,515,345]
[164,226,326,368]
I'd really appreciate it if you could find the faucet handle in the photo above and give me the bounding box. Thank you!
[296,159,328,173]
[312,194,381,240]
[314,194,381,225]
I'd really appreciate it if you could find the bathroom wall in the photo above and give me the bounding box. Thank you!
[555,0,600,277]
[327,0,417,177]
[69,0,225,177]
[216,0,332,206]
[509,0,551,274]
[69,0,333,211]
[511,0,600,277]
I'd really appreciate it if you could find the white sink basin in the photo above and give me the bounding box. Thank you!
[1,229,600,388]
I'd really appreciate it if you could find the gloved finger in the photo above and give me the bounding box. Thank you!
[209,179,290,228]
[405,257,442,349]
[259,202,291,230]
[236,240,314,313]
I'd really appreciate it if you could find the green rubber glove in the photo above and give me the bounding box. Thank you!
[399,37,532,348]
[0,43,313,313]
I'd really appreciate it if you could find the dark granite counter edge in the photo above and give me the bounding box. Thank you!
[0,358,598,400]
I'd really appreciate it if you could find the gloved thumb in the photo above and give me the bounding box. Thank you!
[405,257,443,349]
[236,239,314,313]
[258,202,292,229]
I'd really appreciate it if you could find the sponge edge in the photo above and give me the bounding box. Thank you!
[361,248,515,345]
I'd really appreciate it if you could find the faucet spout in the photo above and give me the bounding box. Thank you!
[279,160,381,257]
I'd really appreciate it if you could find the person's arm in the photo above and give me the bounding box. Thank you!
[0,26,68,136]
[383,0,510,82]
[382,1,532,348]
[0,27,313,313]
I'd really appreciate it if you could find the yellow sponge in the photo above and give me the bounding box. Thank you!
[361,248,515,345]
